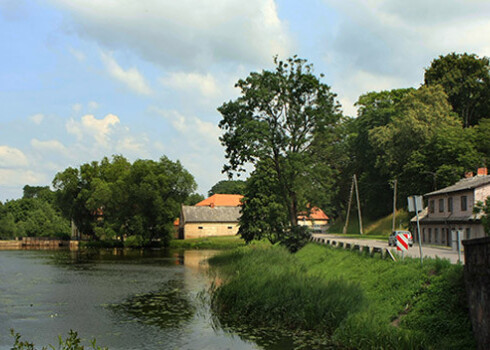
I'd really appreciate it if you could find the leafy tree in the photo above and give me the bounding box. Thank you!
[218,56,342,249]
[348,88,414,218]
[370,86,481,200]
[52,155,197,245]
[424,52,490,127]
[474,198,490,236]
[185,193,205,205]
[239,160,289,244]
[208,180,246,196]
[22,185,54,203]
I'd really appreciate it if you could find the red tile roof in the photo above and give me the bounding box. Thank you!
[195,194,244,207]
[297,207,329,221]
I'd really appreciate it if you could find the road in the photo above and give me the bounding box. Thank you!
[312,234,465,264]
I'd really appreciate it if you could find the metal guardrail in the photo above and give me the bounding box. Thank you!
[310,236,397,261]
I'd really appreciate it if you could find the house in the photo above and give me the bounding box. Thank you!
[412,168,490,247]
[178,194,243,239]
[297,206,330,234]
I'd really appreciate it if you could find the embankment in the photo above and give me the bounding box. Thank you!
[209,243,475,349]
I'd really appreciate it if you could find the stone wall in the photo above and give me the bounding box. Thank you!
[463,236,490,350]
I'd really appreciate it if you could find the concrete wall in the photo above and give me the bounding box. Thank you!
[420,224,486,246]
[463,236,490,350]
[184,222,239,239]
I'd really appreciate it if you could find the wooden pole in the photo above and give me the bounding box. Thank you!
[353,174,363,235]
[392,179,397,232]
[343,177,355,234]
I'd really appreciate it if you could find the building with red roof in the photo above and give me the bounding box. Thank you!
[297,206,330,234]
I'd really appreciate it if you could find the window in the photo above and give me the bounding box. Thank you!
[227,226,233,229]
[461,196,467,211]
[442,228,446,244]
[434,228,439,243]
[429,200,435,213]
[428,228,432,243]
[438,199,444,212]
[466,228,471,240]
[198,226,203,230]
[448,197,453,212]
[423,228,426,243]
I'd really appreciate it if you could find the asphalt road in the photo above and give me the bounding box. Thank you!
[312,234,465,264]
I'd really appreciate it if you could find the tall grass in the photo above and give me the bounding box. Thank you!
[328,209,410,235]
[209,244,475,349]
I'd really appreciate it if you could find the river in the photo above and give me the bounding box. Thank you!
[0,248,296,350]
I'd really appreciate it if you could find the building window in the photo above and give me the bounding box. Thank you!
[461,196,467,211]
[423,228,426,243]
[466,228,471,240]
[448,197,453,212]
[434,228,439,243]
[227,226,233,229]
[429,200,435,213]
[438,199,444,212]
[428,228,432,243]
[442,228,446,244]
[198,226,203,229]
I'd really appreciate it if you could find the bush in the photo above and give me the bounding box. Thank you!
[10,329,107,350]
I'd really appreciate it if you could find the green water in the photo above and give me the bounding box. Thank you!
[0,248,300,350]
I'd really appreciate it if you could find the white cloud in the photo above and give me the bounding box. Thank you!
[50,0,291,69]
[66,114,120,147]
[72,103,82,113]
[0,146,29,168]
[68,47,85,61]
[29,113,44,125]
[116,136,149,157]
[152,108,221,147]
[88,101,99,110]
[31,138,68,156]
[0,169,46,187]
[161,72,220,98]
[101,52,152,95]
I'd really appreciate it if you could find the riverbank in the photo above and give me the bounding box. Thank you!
[209,243,475,349]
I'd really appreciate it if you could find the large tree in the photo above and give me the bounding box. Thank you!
[218,56,342,245]
[424,52,490,127]
[208,180,246,197]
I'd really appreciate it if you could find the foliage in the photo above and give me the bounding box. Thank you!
[369,85,481,202]
[0,197,70,239]
[10,329,107,350]
[424,52,490,127]
[208,180,246,196]
[209,244,475,349]
[184,193,205,205]
[474,197,490,236]
[52,155,197,245]
[169,235,251,250]
[218,56,342,250]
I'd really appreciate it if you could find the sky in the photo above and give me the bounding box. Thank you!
[1,0,490,201]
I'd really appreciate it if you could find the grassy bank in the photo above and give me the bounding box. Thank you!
[169,235,251,250]
[209,244,474,349]
[328,209,410,236]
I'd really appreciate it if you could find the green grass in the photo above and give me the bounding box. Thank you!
[328,209,411,236]
[209,244,474,349]
[169,235,259,250]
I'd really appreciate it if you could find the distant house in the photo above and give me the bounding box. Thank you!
[297,207,329,234]
[412,168,490,247]
[178,194,243,239]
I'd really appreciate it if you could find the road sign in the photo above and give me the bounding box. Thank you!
[396,233,409,252]
[407,196,423,212]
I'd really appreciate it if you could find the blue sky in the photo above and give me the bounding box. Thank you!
[1,0,489,201]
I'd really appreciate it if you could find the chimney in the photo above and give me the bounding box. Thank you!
[477,167,488,176]
[210,202,215,208]
[465,171,474,178]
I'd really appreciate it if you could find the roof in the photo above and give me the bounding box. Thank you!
[425,175,490,196]
[182,205,241,223]
[297,206,329,221]
[195,194,243,207]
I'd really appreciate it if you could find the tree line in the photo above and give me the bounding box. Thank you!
[0,156,201,245]
[218,53,490,251]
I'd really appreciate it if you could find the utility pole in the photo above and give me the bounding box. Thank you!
[353,174,363,235]
[392,179,397,232]
[343,179,354,234]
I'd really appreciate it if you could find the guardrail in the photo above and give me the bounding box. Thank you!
[310,236,397,261]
